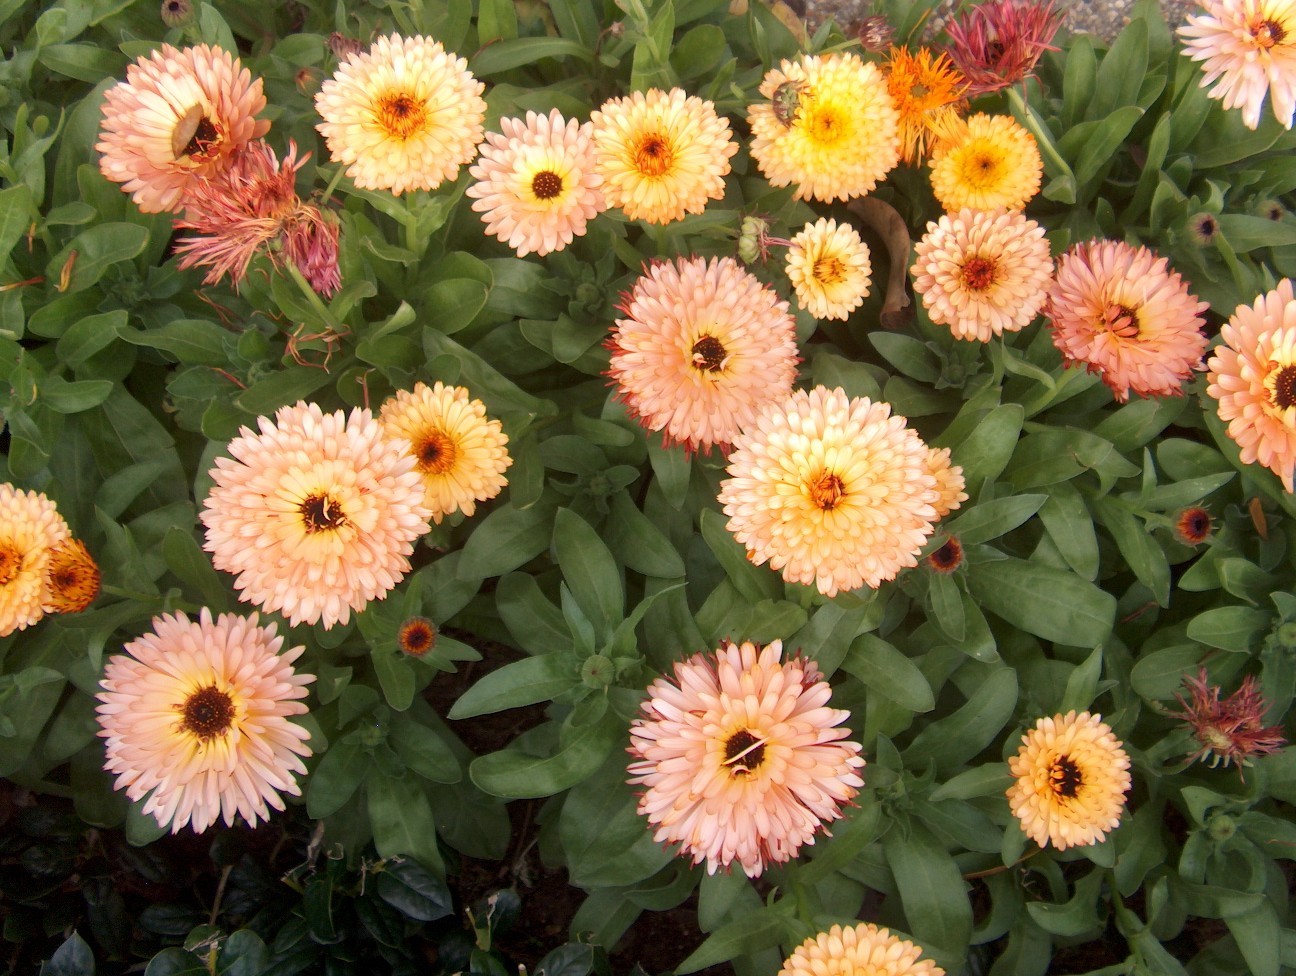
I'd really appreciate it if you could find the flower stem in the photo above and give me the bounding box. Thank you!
[1006,86,1074,182]
[285,260,343,332]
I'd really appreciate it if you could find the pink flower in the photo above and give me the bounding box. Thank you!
[1171,667,1286,768]
[944,0,1064,96]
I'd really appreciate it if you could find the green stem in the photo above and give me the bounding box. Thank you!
[285,260,343,332]
[1006,86,1074,182]
[318,165,347,208]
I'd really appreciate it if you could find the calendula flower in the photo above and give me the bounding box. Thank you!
[201,402,432,629]
[608,256,798,453]
[786,218,872,320]
[1175,507,1214,545]
[885,46,967,164]
[945,0,1064,96]
[911,208,1053,342]
[627,639,864,877]
[1207,279,1296,490]
[749,52,901,202]
[378,382,511,524]
[315,33,486,194]
[175,140,341,296]
[927,536,963,574]
[779,924,945,976]
[1007,710,1132,850]
[925,447,968,518]
[1179,0,1296,129]
[718,387,939,596]
[97,44,269,213]
[397,616,437,657]
[42,539,100,615]
[0,486,71,637]
[929,114,1042,212]
[589,88,736,224]
[1171,667,1286,768]
[96,609,314,833]
[1049,240,1209,402]
[467,109,605,256]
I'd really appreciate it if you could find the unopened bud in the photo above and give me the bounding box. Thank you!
[160,0,194,28]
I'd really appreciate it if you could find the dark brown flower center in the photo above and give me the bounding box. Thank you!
[377,92,428,140]
[633,135,673,177]
[300,493,347,533]
[1271,364,1296,409]
[960,255,998,291]
[0,543,21,587]
[415,429,459,474]
[723,729,766,773]
[928,537,963,573]
[809,470,847,510]
[1050,755,1083,798]
[173,106,221,160]
[531,170,564,200]
[691,336,727,372]
[1254,18,1286,47]
[180,686,235,740]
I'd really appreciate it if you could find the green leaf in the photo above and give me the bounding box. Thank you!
[458,501,554,579]
[161,527,230,610]
[469,707,622,799]
[941,495,1046,546]
[1089,18,1148,119]
[552,508,623,643]
[123,319,232,365]
[216,930,266,976]
[448,654,575,719]
[40,931,94,976]
[1216,214,1296,251]
[234,365,331,416]
[1039,481,1099,580]
[676,907,794,974]
[883,819,973,961]
[372,651,416,711]
[1060,645,1104,714]
[143,948,206,976]
[605,490,684,578]
[535,945,595,976]
[903,669,1018,771]
[367,773,443,873]
[306,740,369,820]
[45,223,148,293]
[647,437,690,509]
[0,184,34,261]
[1074,106,1144,186]
[561,761,673,888]
[375,857,453,921]
[700,507,780,603]
[840,636,935,712]
[1129,644,1201,701]
[495,572,571,655]
[1225,903,1280,976]
[57,310,128,369]
[1187,606,1271,652]
[469,37,592,74]
[968,557,1115,647]
[419,279,487,335]
[930,572,966,642]
[930,766,1014,802]
[869,333,941,382]
[952,404,1023,488]
[38,376,113,413]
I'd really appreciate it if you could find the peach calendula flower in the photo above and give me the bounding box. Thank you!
[885,46,968,164]
[925,446,968,518]
[201,402,432,629]
[1179,0,1296,130]
[315,33,486,194]
[42,538,101,615]
[1048,240,1209,402]
[1007,710,1132,850]
[779,923,945,976]
[0,485,71,637]
[589,88,737,225]
[929,113,1042,213]
[175,140,341,297]
[718,387,939,596]
[607,256,798,454]
[785,218,872,321]
[945,0,1064,96]
[911,208,1053,342]
[97,44,269,213]
[466,109,606,256]
[378,381,512,524]
[1171,667,1286,768]
[627,639,864,878]
[1207,279,1296,490]
[95,609,314,833]
[749,52,901,203]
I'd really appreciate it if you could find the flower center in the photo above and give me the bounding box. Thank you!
[46,544,100,613]
[398,616,437,656]
[300,493,348,533]
[415,429,459,474]
[1050,754,1083,798]
[928,537,963,573]
[531,170,564,200]
[691,335,728,372]
[172,105,221,160]
[1267,362,1296,412]
[632,134,673,178]
[0,543,21,587]
[376,92,429,140]
[960,255,998,291]
[722,728,766,774]
[1104,303,1140,338]
[1177,507,1212,544]
[807,106,843,145]
[1252,17,1287,47]
[813,255,847,285]
[808,470,847,510]
[180,685,235,740]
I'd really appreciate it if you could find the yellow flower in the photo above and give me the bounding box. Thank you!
[749,52,901,202]
[0,485,71,637]
[785,218,872,321]
[780,924,945,976]
[885,46,968,164]
[315,33,486,194]
[1007,710,1131,850]
[379,381,512,524]
[929,113,1042,212]
[590,88,736,224]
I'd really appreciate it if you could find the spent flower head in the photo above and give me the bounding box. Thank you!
[1171,667,1286,769]
[944,0,1064,96]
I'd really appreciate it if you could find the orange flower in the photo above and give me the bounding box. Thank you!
[885,46,967,163]
[628,639,864,877]
[42,538,100,615]
[780,924,945,976]
[929,114,1042,212]
[0,485,71,637]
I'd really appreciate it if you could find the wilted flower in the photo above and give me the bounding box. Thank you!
[607,256,798,453]
[855,14,897,53]
[97,44,269,212]
[315,33,486,194]
[96,609,314,833]
[1174,507,1214,545]
[1206,278,1296,490]
[779,924,945,976]
[1007,710,1132,850]
[1171,668,1286,769]
[748,52,901,202]
[1179,0,1296,129]
[718,387,940,596]
[467,109,606,256]
[945,0,1064,96]
[42,539,101,615]
[885,46,967,164]
[929,114,1042,212]
[785,218,872,320]
[927,536,964,574]
[1048,240,1209,402]
[201,402,432,629]
[627,639,864,877]
[378,381,512,524]
[590,88,737,224]
[0,485,71,637]
[175,140,341,296]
